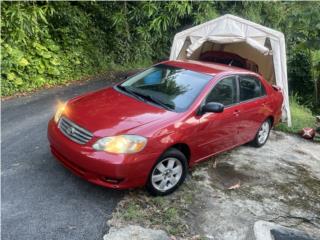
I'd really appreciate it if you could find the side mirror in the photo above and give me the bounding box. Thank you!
[202,102,224,114]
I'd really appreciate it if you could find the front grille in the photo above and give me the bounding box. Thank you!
[58,117,93,145]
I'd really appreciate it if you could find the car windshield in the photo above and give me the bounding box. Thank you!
[119,64,213,112]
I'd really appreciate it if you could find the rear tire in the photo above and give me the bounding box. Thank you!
[146,148,187,196]
[251,119,271,148]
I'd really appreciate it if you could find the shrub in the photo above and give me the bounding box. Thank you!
[276,95,315,134]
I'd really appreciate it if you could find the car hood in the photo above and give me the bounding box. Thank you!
[65,87,176,137]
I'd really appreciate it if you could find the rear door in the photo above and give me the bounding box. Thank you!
[236,75,270,144]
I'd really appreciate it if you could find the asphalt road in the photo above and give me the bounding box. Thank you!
[1,76,125,240]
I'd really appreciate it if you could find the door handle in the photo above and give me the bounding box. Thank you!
[233,110,240,116]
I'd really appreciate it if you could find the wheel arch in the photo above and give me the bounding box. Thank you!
[266,115,274,127]
[167,143,191,163]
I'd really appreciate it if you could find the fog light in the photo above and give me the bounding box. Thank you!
[102,177,124,184]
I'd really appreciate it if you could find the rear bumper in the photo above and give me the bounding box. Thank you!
[47,119,160,189]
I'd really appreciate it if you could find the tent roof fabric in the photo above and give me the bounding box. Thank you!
[170,14,291,126]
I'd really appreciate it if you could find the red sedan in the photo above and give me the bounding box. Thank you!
[48,60,283,195]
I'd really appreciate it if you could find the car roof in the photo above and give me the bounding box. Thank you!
[162,59,255,76]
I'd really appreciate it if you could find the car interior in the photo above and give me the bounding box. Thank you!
[199,51,259,73]
[206,77,237,106]
[239,76,264,101]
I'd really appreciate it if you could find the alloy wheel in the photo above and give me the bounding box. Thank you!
[258,121,270,144]
[151,157,183,192]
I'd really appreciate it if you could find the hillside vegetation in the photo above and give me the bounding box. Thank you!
[1,2,320,114]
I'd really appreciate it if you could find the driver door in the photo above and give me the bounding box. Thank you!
[194,76,240,161]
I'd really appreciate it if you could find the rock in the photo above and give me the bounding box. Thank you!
[254,220,316,240]
[103,225,170,240]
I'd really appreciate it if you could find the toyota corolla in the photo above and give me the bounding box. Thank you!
[48,60,283,195]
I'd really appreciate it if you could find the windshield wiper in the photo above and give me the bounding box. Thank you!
[117,85,145,102]
[117,85,174,111]
[131,90,174,111]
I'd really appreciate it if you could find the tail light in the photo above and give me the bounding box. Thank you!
[272,85,282,92]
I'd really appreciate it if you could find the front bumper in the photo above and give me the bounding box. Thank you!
[47,119,160,189]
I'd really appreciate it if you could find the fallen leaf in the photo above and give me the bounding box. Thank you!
[228,180,241,190]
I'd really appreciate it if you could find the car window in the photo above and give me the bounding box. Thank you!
[206,76,237,106]
[239,75,266,101]
[143,70,162,85]
[120,64,213,112]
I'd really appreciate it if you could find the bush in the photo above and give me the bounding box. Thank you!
[0,2,152,96]
[276,95,315,134]
[1,1,320,111]
[1,2,110,95]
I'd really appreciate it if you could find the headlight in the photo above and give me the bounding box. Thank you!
[54,101,68,123]
[92,135,147,154]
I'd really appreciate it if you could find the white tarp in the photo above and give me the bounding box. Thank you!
[170,14,291,126]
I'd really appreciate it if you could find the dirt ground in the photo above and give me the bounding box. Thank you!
[108,131,320,240]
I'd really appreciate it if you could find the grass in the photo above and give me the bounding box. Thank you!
[276,95,316,134]
[122,202,144,221]
[121,196,181,229]
[108,161,227,239]
[109,180,200,237]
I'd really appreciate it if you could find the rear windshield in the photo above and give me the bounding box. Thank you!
[119,64,213,112]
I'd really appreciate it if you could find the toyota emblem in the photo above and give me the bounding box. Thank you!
[66,127,75,135]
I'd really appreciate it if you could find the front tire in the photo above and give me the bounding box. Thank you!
[146,148,187,196]
[251,119,271,147]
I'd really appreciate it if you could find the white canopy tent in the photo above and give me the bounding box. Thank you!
[170,14,291,126]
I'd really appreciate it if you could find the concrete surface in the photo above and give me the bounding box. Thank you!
[190,131,320,240]
[104,226,170,240]
[1,75,124,240]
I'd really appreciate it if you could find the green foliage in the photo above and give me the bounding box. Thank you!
[284,2,320,112]
[288,48,314,106]
[1,1,320,113]
[276,95,315,133]
[1,2,129,95]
